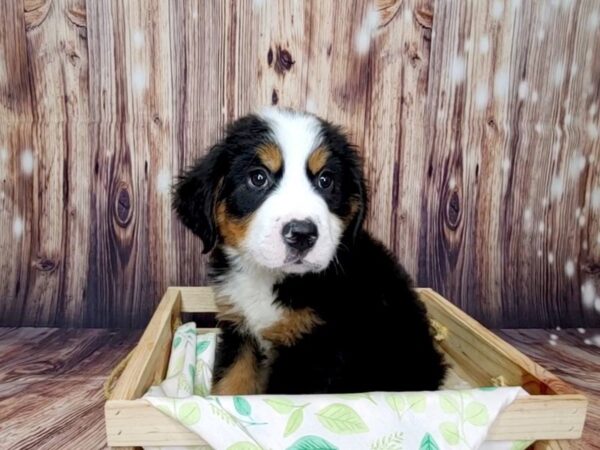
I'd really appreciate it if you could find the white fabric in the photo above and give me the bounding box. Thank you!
[144,322,531,450]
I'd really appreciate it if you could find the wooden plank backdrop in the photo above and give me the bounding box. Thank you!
[0,0,599,328]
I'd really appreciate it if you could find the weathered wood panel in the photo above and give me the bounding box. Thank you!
[0,0,599,328]
[0,327,142,449]
[1,327,598,448]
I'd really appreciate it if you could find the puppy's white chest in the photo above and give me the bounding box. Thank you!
[215,264,283,340]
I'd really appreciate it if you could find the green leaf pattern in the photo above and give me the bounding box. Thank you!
[286,435,338,450]
[316,403,369,434]
[439,422,460,445]
[196,339,210,354]
[386,394,405,416]
[370,432,403,450]
[440,394,460,414]
[464,402,489,426]
[264,398,295,414]
[438,392,491,448]
[234,396,252,417]
[226,443,262,450]
[210,402,238,425]
[178,402,201,426]
[419,433,440,450]
[173,335,182,349]
[406,393,426,413]
[146,322,525,450]
[510,440,534,450]
[263,398,309,438]
[284,408,304,437]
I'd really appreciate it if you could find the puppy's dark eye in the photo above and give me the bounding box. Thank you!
[317,171,334,190]
[248,168,269,189]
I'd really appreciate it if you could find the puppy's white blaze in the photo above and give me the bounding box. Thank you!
[242,108,342,273]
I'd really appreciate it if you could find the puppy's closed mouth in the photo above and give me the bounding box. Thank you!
[284,253,306,264]
[283,254,321,270]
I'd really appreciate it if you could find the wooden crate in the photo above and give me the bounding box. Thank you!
[104,287,588,449]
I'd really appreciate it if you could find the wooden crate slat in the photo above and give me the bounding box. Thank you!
[105,395,585,447]
[106,400,208,447]
[105,287,587,447]
[109,287,182,400]
[179,286,218,313]
[418,288,580,396]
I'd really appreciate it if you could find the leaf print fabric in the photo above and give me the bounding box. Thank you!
[316,404,369,434]
[144,322,531,450]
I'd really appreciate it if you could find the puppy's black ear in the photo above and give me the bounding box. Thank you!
[172,144,226,253]
[349,154,368,241]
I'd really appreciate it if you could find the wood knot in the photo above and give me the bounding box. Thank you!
[271,89,279,105]
[429,319,448,341]
[446,190,461,229]
[34,258,57,272]
[491,375,507,387]
[66,5,87,28]
[18,360,58,375]
[581,262,600,277]
[376,0,402,28]
[274,46,295,75]
[415,6,434,30]
[267,47,273,66]
[401,93,413,106]
[406,42,422,68]
[24,0,52,30]
[115,184,133,227]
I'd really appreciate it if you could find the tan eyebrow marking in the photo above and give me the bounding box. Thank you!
[307,146,330,174]
[257,143,283,172]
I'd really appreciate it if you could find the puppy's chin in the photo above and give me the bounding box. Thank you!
[280,260,327,275]
[230,245,331,275]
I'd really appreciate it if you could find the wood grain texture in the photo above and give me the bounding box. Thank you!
[109,287,181,400]
[0,327,142,450]
[0,0,599,328]
[497,329,600,450]
[1,327,596,449]
[104,287,589,446]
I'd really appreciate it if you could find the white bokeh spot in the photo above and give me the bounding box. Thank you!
[479,35,490,54]
[494,69,510,98]
[475,83,489,110]
[354,5,380,55]
[132,66,147,92]
[156,168,171,194]
[564,260,575,278]
[13,216,24,239]
[518,80,529,100]
[21,149,34,175]
[451,55,466,84]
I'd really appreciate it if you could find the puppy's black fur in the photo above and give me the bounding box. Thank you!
[174,111,446,394]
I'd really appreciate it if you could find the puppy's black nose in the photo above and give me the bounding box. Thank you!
[282,220,318,252]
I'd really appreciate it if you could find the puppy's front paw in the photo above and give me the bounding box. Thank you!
[261,308,323,346]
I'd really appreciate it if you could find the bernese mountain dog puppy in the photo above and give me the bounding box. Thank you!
[173,108,446,395]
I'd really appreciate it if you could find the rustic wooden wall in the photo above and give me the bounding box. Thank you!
[1,0,599,328]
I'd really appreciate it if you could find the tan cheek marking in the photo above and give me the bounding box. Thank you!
[308,147,330,174]
[216,202,252,248]
[261,308,324,347]
[211,343,266,395]
[343,195,363,226]
[257,143,283,173]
